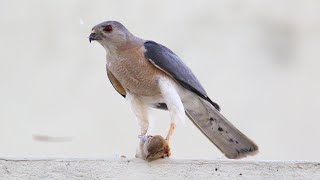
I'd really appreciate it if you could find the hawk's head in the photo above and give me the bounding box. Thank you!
[89,21,138,52]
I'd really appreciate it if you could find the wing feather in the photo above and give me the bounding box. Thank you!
[106,67,126,97]
[144,41,220,111]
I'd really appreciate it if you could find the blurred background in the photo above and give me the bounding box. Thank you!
[0,0,320,161]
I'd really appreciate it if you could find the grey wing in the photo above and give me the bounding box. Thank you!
[144,41,220,111]
[144,41,258,159]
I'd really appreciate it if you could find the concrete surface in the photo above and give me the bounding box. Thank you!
[0,158,319,179]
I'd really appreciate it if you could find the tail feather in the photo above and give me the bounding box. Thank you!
[182,92,258,159]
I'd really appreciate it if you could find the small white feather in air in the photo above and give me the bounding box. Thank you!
[80,18,84,25]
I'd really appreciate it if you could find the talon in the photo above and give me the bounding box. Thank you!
[164,139,171,157]
[165,139,170,144]
[165,146,171,157]
[138,134,144,138]
[138,134,152,139]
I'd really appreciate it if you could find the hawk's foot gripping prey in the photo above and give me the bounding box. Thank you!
[136,135,171,161]
[90,21,259,159]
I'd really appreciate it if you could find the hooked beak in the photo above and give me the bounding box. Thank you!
[89,32,102,43]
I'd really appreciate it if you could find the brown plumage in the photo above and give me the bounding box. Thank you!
[106,45,164,97]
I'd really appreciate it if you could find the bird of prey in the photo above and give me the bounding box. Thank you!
[89,21,258,159]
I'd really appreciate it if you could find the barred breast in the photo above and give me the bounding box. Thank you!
[106,47,163,97]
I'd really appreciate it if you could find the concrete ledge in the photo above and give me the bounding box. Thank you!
[0,158,319,179]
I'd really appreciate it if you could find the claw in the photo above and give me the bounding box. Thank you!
[138,135,144,138]
[138,134,152,139]
[138,135,151,144]
[164,139,171,157]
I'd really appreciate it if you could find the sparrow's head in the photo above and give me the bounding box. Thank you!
[144,135,170,161]
[89,21,136,52]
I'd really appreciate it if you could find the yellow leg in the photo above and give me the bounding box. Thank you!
[165,123,176,141]
[164,123,176,157]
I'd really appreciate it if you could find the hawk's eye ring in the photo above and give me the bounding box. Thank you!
[103,25,113,32]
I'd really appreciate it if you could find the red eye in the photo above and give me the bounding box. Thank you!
[103,25,113,32]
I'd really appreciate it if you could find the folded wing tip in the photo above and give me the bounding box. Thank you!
[226,144,259,159]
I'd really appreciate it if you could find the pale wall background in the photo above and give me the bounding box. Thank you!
[0,0,320,161]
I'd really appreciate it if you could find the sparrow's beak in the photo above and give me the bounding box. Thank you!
[89,31,102,43]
